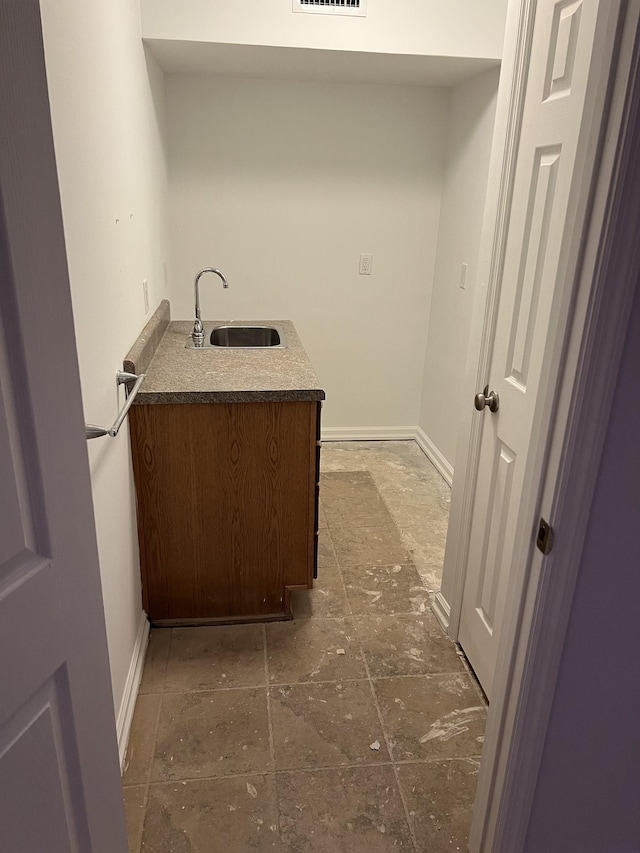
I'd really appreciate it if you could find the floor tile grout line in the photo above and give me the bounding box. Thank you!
[341,528,421,853]
[324,519,402,532]
[127,753,485,791]
[262,623,277,775]
[325,560,423,571]
[332,546,375,682]
[270,676,369,690]
[153,683,270,696]
[335,551,354,618]
[134,681,164,853]
[394,755,484,766]
[147,763,399,787]
[148,681,165,780]
[273,759,284,846]
[344,608,439,619]
[257,758,396,775]
[142,753,487,789]
[269,670,477,690]
[362,651,420,853]
[124,628,170,853]
[370,670,478,682]
[160,627,171,696]
[147,770,278,787]
[334,527,417,845]
[134,628,172,851]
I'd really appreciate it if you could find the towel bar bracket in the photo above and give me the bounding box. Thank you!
[85,370,146,440]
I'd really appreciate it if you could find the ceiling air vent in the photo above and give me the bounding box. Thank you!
[293,0,367,17]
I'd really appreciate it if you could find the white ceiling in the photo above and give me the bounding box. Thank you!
[145,40,500,88]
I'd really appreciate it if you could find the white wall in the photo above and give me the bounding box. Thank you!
[166,75,448,430]
[142,0,508,61]
[40,0,169,723]
[418,69,500,470]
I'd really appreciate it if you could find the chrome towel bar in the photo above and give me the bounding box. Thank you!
[85,370,146,440]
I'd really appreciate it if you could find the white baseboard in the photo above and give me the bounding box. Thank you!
[431,590,452,632]
[321,426,418,442]
[415,427,454,486]
[321,425,454,487]
[117,610,150,771]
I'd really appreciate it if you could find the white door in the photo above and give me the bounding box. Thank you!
[458,0,622,697]
[0,3,128,851]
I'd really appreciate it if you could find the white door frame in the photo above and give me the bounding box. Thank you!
[432,0,640,849]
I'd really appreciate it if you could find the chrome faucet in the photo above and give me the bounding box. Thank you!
[192,267,229,345]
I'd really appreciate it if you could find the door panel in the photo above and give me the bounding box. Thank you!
[1,673,90,853]
[507,146,561,387]
[544,1,583,100]
[0,331,46,572]
[476,441,516,636]
[458,0,618,697]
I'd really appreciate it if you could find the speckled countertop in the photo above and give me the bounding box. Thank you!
[125,308,325,404]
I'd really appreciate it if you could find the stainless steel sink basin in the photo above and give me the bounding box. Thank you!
[186,324,287,349]
[211,325,282,348]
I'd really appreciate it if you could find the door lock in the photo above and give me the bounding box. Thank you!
[474,385,500,413]
[536,517,554,555]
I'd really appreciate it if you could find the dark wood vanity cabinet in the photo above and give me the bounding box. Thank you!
[129,400,321,625]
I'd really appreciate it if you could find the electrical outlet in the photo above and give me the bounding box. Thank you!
[142,279,149,314]
[359,253,373,275]
[459,262,468,290]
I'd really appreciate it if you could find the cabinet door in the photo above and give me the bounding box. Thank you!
[130,401,317,622]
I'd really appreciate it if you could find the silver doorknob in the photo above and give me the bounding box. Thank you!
[474,385,499,413]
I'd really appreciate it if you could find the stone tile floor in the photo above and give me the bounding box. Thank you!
[123,441,486,852]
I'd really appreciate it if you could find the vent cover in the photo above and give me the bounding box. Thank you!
[293,0,367,17]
